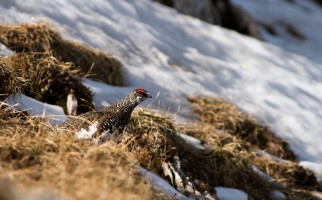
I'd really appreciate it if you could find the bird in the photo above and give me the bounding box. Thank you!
[60,88,152,144]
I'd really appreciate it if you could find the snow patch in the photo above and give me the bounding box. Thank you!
[269,190,287,200]
[7,94,66,124]
[178,132,206,150]
[215,187,248,200]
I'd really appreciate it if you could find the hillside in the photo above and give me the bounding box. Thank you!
[1,0,322,199]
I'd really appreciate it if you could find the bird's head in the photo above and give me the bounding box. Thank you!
[129,88,152,105]
[115,88,152,109]
[133,88,152,101]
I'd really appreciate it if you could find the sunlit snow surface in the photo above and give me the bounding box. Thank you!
[2,0,322,196]
[231,0,322,64]
[7,95,66,124]
[215,187,248,200]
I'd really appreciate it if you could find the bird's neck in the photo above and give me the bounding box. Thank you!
[114,95,140,112]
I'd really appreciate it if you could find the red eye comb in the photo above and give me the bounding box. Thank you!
[135,88,146,93]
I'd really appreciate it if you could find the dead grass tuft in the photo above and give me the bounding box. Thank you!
[184,124,321,191]
[0,52,94,114]
[188,96,296,160]
[0,21,61,52]
[285,189,321,200]
[184,96,321,198]
[126,109,274,199]
[52,39,124,86]
[0,102,28,120]
[0,22,124,85]
[253,157,321,191]
[0,62,29,100]
[126,109,177,173]
[0,108,165,200]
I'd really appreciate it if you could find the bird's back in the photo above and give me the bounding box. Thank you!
[60,109,106,130]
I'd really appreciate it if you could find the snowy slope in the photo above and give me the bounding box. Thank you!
[1,0,322,179]
[231,0,322,64]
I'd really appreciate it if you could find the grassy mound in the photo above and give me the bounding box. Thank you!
[0,107,166,200]
[183,125,321,191]
[188,96,296,160]
[126,109,273,199]
[0,22,124,85]
[1,101,321,199]
[184,97,321,198]
[128,107,321,199]
[0,52,94,114]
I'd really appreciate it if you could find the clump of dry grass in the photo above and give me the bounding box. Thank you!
[126,109,177,172]
[0,22,124,85]
[285,190,322,200]
[184,96,322,199]
[253,157,320,191]
[0,102,28,121]
[0,62,29,101]
[0,52,94,114]
[0,21,60,52]
[126,109,275,199]
[0,108,166,200]
[52,39,124,86]
[188,96,296,160]
[183,125,321,192]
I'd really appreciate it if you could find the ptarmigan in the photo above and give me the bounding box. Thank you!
[60,88,152,143]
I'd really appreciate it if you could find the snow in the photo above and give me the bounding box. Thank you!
[269,190,287,200]
[0,44,13,57]
[231,0,322,64]
[215,187,248,200]
[7,94,66,124]
[178,132,206,150]
[2,0,322,199]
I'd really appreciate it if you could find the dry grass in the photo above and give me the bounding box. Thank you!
[0,62,29,101]
[184,96,322,199]
[126,109,177,172]
[0,21,124,85]
[183,125,321,191]
[0,102,28,121]
[1,101,321,199]
[52,39,124,86]
[188,96,296,160]
[0,52,94,114]
[0,107,167,200]
[253,157,320,190]
[126,109,274,199]
[0,21,60,53]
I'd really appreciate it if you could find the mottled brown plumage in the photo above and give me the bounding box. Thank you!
[60,88,152,143]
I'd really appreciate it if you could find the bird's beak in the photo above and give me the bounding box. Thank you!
[146,93,152,98]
